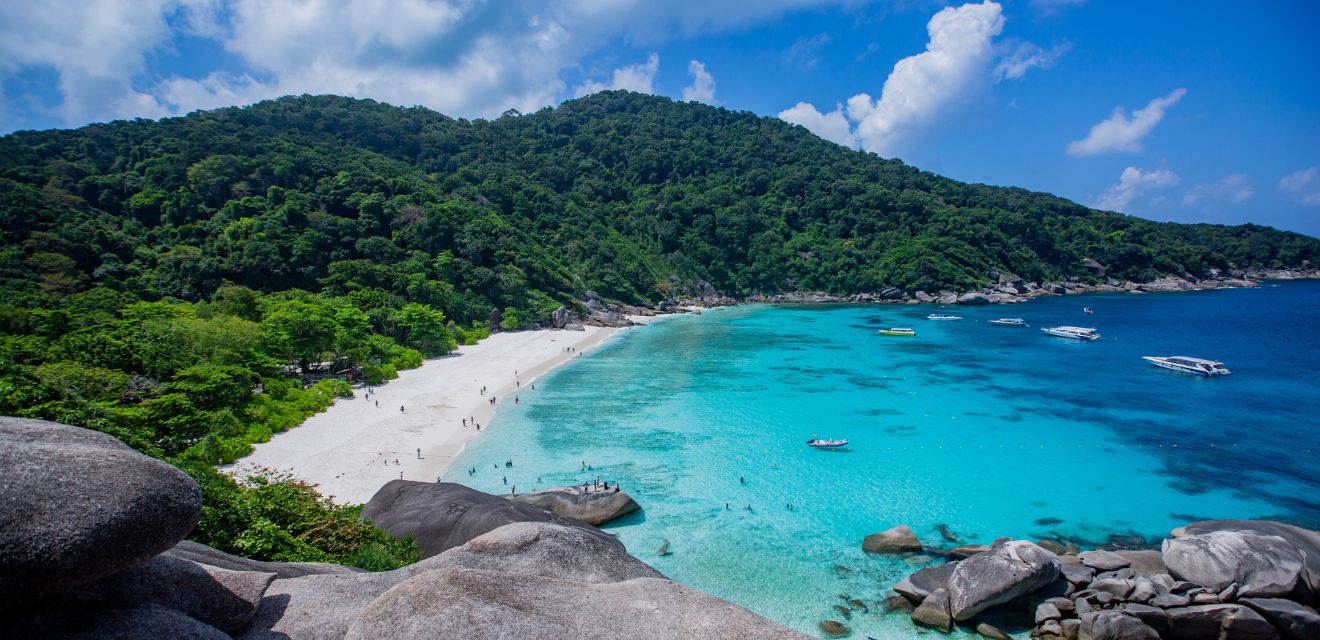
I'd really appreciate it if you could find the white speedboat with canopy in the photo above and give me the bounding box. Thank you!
[1142,356,1230,376]
[1041,326,1100,340]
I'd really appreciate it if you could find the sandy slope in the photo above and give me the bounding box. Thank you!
[228,325,624,505]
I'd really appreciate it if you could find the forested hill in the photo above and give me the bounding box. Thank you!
[2,91,1318,324]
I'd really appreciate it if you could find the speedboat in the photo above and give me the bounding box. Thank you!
[1084,307,1095,314]
[1041,326,1100,340]
[807,438,848,448]
[927,314,962,320]
[989,318,1028,327]
[879,327,916,336]
[1142,356,1230,376]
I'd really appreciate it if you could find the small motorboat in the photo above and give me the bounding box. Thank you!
[879,328,916,336]
[806,438,848,448]
[989,318,1028,327]
[1142,356,1231,376]
[1083,307,1095,314]
[1041,326,1100,340]
[926,314,963,320]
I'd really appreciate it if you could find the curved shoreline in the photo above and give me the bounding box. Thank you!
[227,321,658,505]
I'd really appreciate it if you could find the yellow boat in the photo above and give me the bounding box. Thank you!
[879,327,916,336]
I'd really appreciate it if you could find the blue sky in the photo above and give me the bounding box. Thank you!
[2,1,1318,237]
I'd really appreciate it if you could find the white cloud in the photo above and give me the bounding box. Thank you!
[1093,166,1180,212]
[1182,173,1253,206]
[777,1,1005,156]
[994,41,1070,82]
[575,53,660,97]
[682,60,716,104]
[778,101,856,146]
[1066,88,1186,157]
[1278,167,1320,205]
[0,0,854,130]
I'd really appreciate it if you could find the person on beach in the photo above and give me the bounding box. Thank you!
[399,471,403,480]
[515,396,519,404]
[374,400,378,407]
[511,486,516,495]
[400,405,404,413]
[462,418,467,427]
[416,448,421,459]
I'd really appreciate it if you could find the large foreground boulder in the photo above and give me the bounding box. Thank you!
[2,602,231,640]
[0,417,202,609]
[1164,603,1278,640]
[361,480,614,558]
[240,522,803,640]
[1162,530,1304,598]
[342,568,803,640]
[948,540,1061,620]
[1239,598,1320,640]
[508,485,641,526]
[1079,610,1159,639]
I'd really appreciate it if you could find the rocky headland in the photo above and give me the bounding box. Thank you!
[0,417,807,639]
[546,267,1320,328]
[874,520,1320,640]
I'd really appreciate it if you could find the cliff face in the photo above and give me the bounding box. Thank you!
[0,417,809,639]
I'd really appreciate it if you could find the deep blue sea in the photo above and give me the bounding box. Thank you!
[452,281,1320,638]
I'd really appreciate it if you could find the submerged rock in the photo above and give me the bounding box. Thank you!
[818,620,851,638]
[948,540,1060,620]
[0,417,202,609]
[863,524,922,554]
[508,485,640,526]
[361,480,612,558]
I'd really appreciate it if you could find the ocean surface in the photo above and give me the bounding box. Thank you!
[451,281,1320,638]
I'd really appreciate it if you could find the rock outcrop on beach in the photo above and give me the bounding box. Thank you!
[360,480,613,558]
[1,420,809,639]
[507,484,641,525]
[887,521,1320,640]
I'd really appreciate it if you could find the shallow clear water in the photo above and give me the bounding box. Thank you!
[452,281,1320,638]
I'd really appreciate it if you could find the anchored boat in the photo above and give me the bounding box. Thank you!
[879,327,917,336]
[1041,326,1100,340]
[1142,356,1231,376]
[806,438,848,448]
[926,314,963,320]
[989,318,1028,327]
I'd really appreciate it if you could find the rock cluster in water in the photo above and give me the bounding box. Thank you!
[1,417,807,639]
[883,521,1320,640]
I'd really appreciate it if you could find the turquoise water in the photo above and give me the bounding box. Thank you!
[452,281,1320,638]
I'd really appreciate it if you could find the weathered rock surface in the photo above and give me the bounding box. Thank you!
[948,544,991,559]
[948,540,1061,620]
[342,567,808,640]
[0,602,231,640]
[911,587,953,632]
[508,485,641,526]
[1165,603,1278,640]
[893,561,958,604]
[165,540,362,579]
[957,292,991,305]
[1079,610,1159,639]
[863,524,922,554]
[976,621,1012,639]
[361,480,612,558]
[1079,550,1132,571]
[0,417,202,609]
[1162,530,1304,598]
[1175,520,1320,602]
[1238,598,1320,640]
[1114,550,1167,577]
[60,554,273,632]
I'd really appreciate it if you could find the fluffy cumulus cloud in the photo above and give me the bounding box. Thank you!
[779,1,1012,156]
[682,60,716,104]
[1278,167,1320,205]
[575,53,660,97]
[1066,88,1186,157]
[1093,166,1179,212]
[1182,173,1253,207]
[0,0,848,130]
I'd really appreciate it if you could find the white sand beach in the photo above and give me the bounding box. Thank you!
[229,324,637,505]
